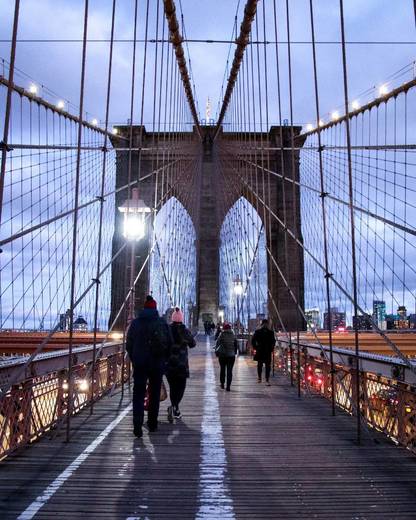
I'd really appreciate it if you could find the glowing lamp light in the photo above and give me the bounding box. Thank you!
[218,310,225,320]
[78,379,89,392]
[62,381,69,391]
[306,123,314,132]
[331,111,340,121]
[112,127,119,135]
[118,188,151,241]
[318,119,324,127]
[91,118,98,126]
[378,84,389,97]
[233,274,243,296]
[56,100,65,110]
[351,100,360,111]
[28,83,38,95]
[110,332,123,341]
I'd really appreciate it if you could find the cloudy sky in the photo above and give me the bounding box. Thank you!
[0,0,415,328]
[1,0,415,128]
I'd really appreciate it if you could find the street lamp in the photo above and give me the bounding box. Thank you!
[233,274,243,331]
[233,274,243,296]
[118,187,151,241]
[118,188,151,323]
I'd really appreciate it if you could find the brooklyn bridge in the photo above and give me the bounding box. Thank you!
[0,0,416,518]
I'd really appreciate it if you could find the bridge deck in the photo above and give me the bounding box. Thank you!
[1,336,416,519]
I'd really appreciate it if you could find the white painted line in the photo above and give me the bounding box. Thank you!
[196,336,235,519]
[17,403,133,520]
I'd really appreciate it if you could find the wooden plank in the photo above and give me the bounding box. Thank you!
[1,335,416,519]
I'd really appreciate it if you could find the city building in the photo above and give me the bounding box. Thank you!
[353,313,373,330]
[373,300,386,330]
[396,306,409,329]
[305,308,320,331]
[73,316,88,332]
[323,307,346,331]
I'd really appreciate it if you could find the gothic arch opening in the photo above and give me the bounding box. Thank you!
[149,197,197,325]
[219,197,268,329]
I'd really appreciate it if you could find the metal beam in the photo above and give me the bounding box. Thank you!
[214,0,259,139]
[163,0,201,137]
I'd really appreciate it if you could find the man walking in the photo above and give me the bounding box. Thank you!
[252,319,275,386]
[215,323,238,391]
[126,295,172,438]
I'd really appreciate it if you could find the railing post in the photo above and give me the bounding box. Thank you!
[57,370,67,421]
[396,383,406,446]
[289,341,294,387]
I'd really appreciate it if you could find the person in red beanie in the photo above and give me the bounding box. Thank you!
[126,295,172,438]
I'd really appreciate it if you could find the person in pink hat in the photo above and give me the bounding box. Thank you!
[166,307,196,421]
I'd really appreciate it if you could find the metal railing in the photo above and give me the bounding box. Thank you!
[0,342,127,460]
[275,339,416,454]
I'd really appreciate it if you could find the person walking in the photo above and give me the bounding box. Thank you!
[166,307,196,422]
[215,322,238,391]
[252,318,275,386]
[126,295,172,438]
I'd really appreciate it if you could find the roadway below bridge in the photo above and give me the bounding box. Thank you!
[1,335,416,519]
[295,332,416,357]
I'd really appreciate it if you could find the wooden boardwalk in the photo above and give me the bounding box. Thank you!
[1,335,416,519]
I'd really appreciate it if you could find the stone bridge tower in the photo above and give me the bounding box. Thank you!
[109,125,305,332]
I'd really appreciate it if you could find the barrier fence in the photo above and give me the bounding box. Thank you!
[0,342,127,460]
[275,339,416,454]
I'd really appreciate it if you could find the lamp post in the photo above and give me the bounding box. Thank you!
[118,187,151,324]
[233,274,243,332]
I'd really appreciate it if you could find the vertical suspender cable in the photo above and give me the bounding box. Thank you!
[121,0,139,395]
[67,0,89,442]
[0,0,20,225]
[339,0,361,445]
[308,0,336,416]
[90,0,117,413]
[285,0,302,397]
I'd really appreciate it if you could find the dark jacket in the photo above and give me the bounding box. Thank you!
[166,322,196,378]
[215,329,238,358]
[126,308,172,369]
[251,326,275,362]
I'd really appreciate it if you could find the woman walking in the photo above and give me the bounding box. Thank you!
[215,323,238,391]
[166,307,196,421]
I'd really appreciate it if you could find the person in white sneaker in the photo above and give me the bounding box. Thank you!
[252,319,275,386]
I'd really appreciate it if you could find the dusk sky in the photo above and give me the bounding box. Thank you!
[1,1,415,129]
[0,1,415,329]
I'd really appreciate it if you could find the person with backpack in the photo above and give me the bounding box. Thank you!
[126,295,172,438]
[215,322,238,391]
[251,318,275,386]
[166,307,196,422]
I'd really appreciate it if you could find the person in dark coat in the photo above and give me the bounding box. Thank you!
[126,295,172,438]
[166,307,196,422]
[251,318,275,386]
[215,322,238,391]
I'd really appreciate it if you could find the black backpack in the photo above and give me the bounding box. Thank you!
[147,320,167,357]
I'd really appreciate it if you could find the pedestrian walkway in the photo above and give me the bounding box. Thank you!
[1,335,416,519]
